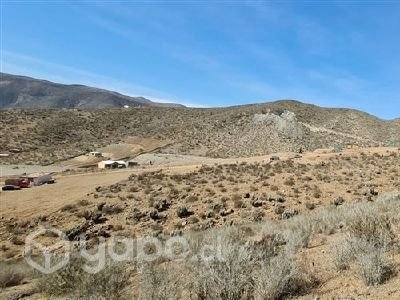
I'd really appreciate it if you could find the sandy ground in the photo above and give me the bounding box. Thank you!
[0,165,195,219]
[0,164,65,177]
[54,137,173,169]
[0,147,397,220]
[0,151,291,219]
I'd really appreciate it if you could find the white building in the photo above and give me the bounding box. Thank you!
[98,160,128,169]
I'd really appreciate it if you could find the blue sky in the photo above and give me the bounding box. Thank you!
[1,1,400,119]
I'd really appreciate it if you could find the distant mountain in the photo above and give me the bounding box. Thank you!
[0,73,184,109]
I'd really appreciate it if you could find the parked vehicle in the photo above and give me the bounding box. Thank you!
[2,185,21,191]
[4,178,30,188]
[33,175,55,186]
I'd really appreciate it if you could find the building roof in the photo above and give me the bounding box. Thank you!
[100,160,126,164]
[101,160,116,164]
[27,172,50,178]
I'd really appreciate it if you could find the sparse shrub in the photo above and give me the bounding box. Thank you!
[348,214,394,248]
[333,196,345,206]
[102,204,125,215]
[10,235,24,246]
[0,244,9,252]
[189,237,254,300]
[0,262,27,288]
[149,209,160,220]
[152,198,170,212]
[37,256,86,295]
[176,206,191,218]
[248,233,283,261]
[60,203,77,212]
[138,265,181,300]
[250,185,258,192]
[84,263,131,299]
[274,205,285,215]
[253,252,315,300]
[284,177,295,186]
[332,243,352,271]
[188,216,200,224]
[285,218,313,251]
[305,202,315,210]
[271,185,279,191]
[37,256,130,299]
[231,194,241,202]
[253,209,265,222]
[186,195,199,203]
[129,186,140,193]
[78,199,90,206]
[282,208,298,219]
[313,192,321,199]
[233,198,245,208]
[276,195,286,203]
[356,241,394,286]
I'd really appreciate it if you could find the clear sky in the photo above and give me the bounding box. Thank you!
[2,1,400,119]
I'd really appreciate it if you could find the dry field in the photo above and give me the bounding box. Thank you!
[1,147,400,299]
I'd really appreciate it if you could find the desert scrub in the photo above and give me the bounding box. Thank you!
[347,208,394,248]
[332,204,397,285]
[60,203,77,212]
[138,264,181,300]
[253,252,317,300]
[0,261,29,288]
[356,242,394,286]
[36,256,131,299]
[188,237,254,300]
[284,216,313,252]
[176,206,192,218]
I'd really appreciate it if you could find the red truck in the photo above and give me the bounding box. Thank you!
[4,178,30,188]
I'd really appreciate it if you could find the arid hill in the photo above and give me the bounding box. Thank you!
[0,73,183,109]
[1,100,399,165]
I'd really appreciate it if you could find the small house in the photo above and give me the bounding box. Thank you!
[98,160,127,169]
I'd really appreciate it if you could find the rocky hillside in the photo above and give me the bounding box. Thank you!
[0,73,183,109]
[1,100,399,165]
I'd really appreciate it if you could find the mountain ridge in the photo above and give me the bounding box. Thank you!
[0,73,184,109]
[1,73,399,165]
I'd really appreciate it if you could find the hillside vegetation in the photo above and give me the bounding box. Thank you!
[1,100,399,165]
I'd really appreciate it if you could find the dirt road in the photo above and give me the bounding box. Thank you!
[0,164,201,219]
